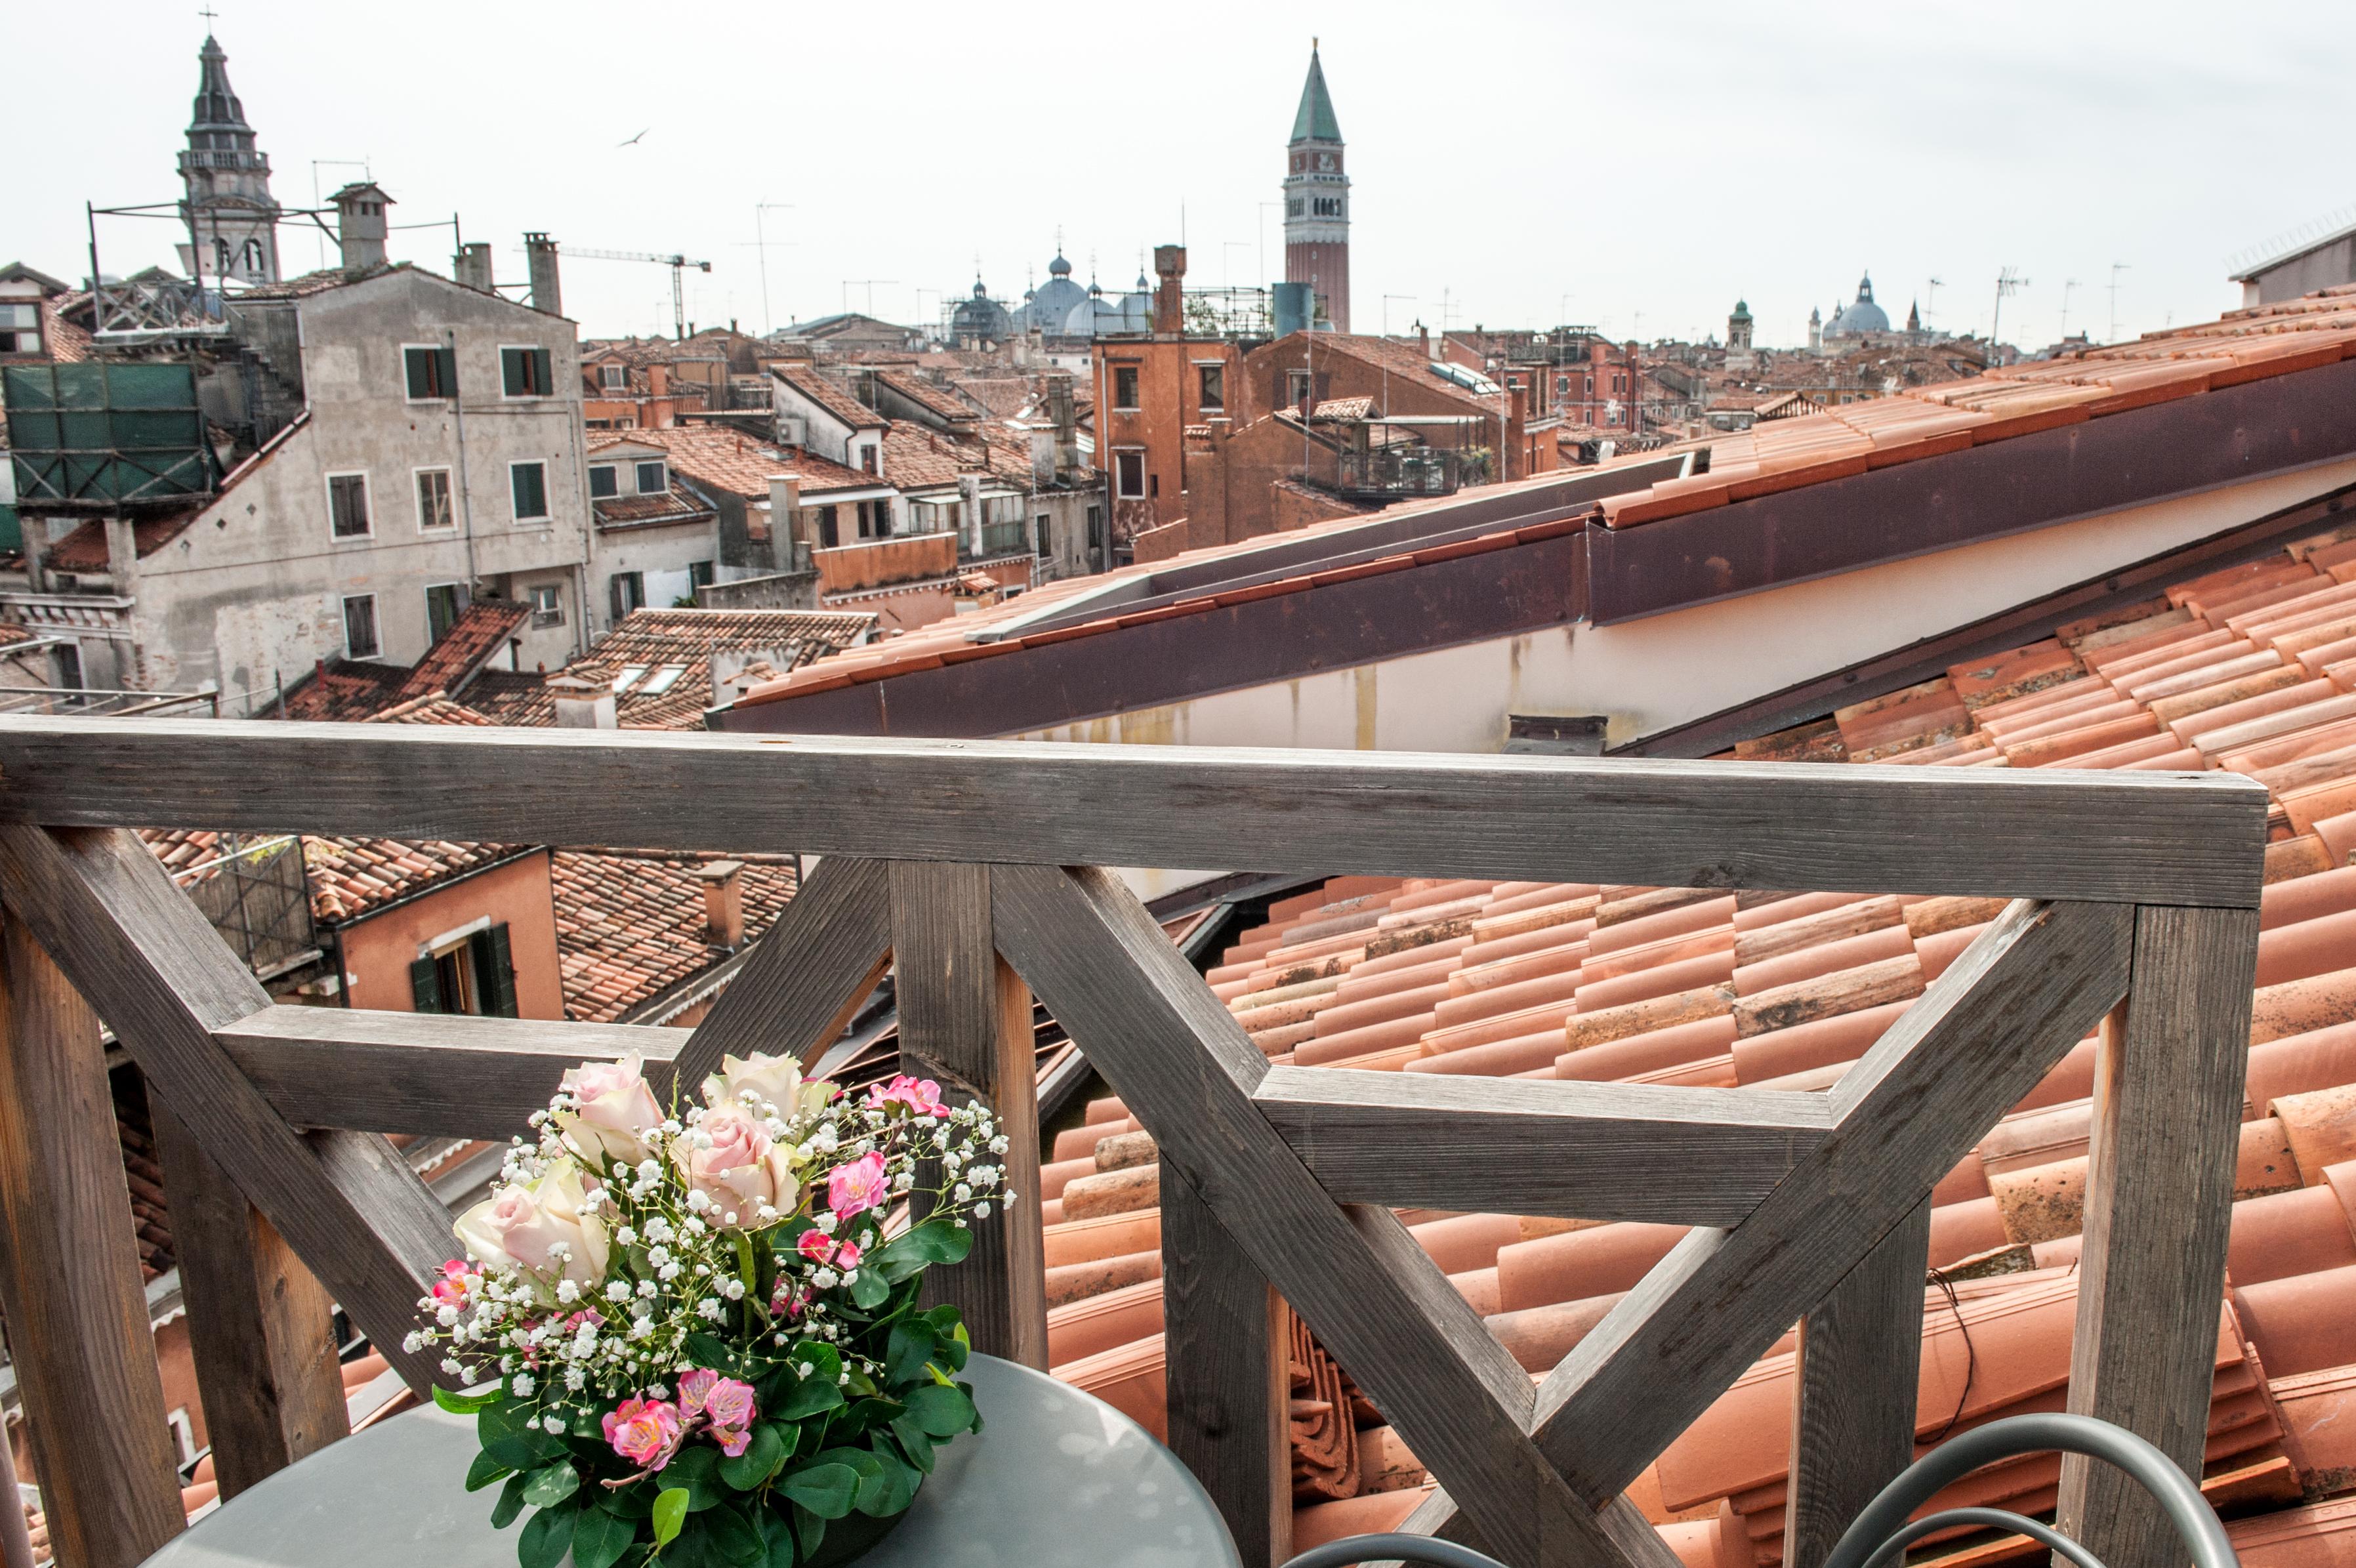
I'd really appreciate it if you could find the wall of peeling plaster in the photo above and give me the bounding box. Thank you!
[1018,451,2356,760]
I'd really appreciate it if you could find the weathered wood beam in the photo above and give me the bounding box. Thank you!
[992,862,1680,1568]
[1253,1067,1830,1224]
[2057,906,2261,1568]
[0,910,184,1568]
[1781,1197,1932,1568]
[0,716,2269,906]
[888,862,1046,1370]
[151,1100,350,1498]
[0,826,452,1390]
[672,854,892,1090]
[1527,900,2132,1506]
[1161,1159,1291,1568]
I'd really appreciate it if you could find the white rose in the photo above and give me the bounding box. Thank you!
[453,1159,612,1290]
[551,1053,665,1168]
[702,1051,837,1120]
[674,1104,800,1225]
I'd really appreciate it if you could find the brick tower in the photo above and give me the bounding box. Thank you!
[1282,42,1350,333]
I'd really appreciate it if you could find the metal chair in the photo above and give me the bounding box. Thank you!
[1279,1413,2239,1568]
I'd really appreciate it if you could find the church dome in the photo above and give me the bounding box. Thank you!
[1827,273,1890,337]
[950,279,1012,342]
[1049,253,1072,277]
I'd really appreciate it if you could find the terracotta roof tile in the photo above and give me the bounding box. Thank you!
[393,600,527,702]
[774,365,887,431]
[549,850,797,1022]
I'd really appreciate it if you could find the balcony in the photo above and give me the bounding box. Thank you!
[813,529,957,595]
[976,516,1029,559]
[0,714,2266,1568]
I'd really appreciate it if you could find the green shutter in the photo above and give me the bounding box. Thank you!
[533,349,552,396]
[436,346,457,397]
[409,955,443,1013]
[472,924,519,1018]
[501,348,523,396]
[404,348,429,400]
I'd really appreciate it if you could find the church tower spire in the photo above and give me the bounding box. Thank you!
[1281,41,1350,333]
[177,31,281,286]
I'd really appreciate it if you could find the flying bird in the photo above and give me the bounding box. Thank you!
[618,127,650,147]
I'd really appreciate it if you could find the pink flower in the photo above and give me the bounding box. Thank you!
[431,1259,478,1306]
[603,1395,684,1471]
[704,1378,758,1455]
[833,1239,862,1270]
[676,1367,718,1414]
[554,1054,665,1168]
[675,1104,800,1226]
[827,1151,890,1220]
[867,1074,949,1119]
[796,1229,837,1264]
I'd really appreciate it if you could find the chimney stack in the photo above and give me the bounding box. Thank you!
[331,182,392,273]
[454,241,494,293]
[1152,245,1186,335]
[524,233,562,318]
[766,474,802,564]
[1047,372,1078,479]
[547,672,616,728]
[697,860,746,947]
[1418,323,1432,360]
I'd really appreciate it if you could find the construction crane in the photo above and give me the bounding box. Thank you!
[562,247,713,340]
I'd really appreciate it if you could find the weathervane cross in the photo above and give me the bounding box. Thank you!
[199,4,219,26]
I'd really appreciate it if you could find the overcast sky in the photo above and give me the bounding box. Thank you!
[12,0,2349,352]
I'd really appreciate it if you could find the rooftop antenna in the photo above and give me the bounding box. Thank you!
[1991,266,2029,349]
[1926,276,1943,325]
[753,202,793,335]
[2058,278,2080,342]
[2107,262,2132,343]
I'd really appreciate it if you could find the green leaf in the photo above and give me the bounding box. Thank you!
[872,1220,970,1283]
[890,1415,936,1475]
[849,1267,889,1309]
[480,1402,562,1470]
[666,1445,727,1511]
[812,1447,889,1516]
[601,1482,655,1519]
[683,1333,737,1373]
[791,1502,827,1560]
[435,1382,502,1414]
[466,1448,515,1493]
[718,1423,786,1491]
[902,1383,976,1438]
[520,1504,576,1568]
[572,1505,636,1568]
[652,1488,691,1547]
[489,1472,530,1530]
[862,1435,917,1515]
[703,1500,766,1565]
[522,1458,581,1508]
[777,1461,859,1520]
[775,1374,844,1422]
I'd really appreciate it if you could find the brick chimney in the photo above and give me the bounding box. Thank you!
[1507,384,1529,483]
[1418,323,1432,360]
[1152,245,1186,335]
[524,233,562,317]
[547,672,615,728]
[697,860,745,947]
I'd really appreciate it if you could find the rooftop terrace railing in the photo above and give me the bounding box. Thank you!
[0,715,2269,1568]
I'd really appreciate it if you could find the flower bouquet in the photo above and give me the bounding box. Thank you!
[408,1051,1008,1568]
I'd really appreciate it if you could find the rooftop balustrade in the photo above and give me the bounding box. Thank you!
[0,714,2267,1568]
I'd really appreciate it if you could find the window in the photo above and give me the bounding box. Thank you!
[409,924,519,1018]
[689,560,714,592]
[529,583,564,629]
[1086,505,1104,552]
[589,464,619,499]
[0,302,43,356]
[865,499,890,538]
[415,468,454,531]
[1115,451,1146,499]
[612,665,648,695]
[859,445,878,476]
[1036,514,1052,557]
[403,344,455,400]
[167,1408,196,1468]
[510,461,549,522]
[52,644,82,691]
[816,504,840,548]
[1113,365,1140,411]
[241,237,267,275]
[1197,363,1225,411]
[600,364,626,390]
[639,664,687,695]
[426,582,468,643]
[610,571,646,621]
[342,594,380,658]
[327,472,372,539]
[501,346,555,398]
[636,460,669,494]
[1287,369,1313,407]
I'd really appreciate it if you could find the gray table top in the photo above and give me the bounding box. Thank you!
[142,1355,1241,1568]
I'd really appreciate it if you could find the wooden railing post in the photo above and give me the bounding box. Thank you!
[887,861,1047,1369]
[1161,1158,1291,1568]
[151,1099,350,1498]
[0,909,185,1567]
[2057,906,2259,1568]
[1781,1197,1932,1568]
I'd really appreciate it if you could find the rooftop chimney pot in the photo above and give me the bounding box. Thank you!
[697,860,746,947]
[524,233,562,318]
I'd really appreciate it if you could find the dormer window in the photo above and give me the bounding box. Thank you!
[636,461,668,494]
[600,364,626,390]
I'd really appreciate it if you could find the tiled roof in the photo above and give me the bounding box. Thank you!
[268,658,413,722]
[42,293,91,362]
[774,365,886,430]
[880,421,1029,491]
[43,508,207,571]
[479,608,874,730]
[610,425,882,502]
[393,600,527,702]
[301,836,527,923]
[873,368,980,423]
[728,288,2356,720]
[550,850,797,1023]
[594,491,717,529]
[1041,518,2356,1556]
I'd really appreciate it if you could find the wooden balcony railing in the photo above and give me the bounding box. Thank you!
[0,715,2269,1568]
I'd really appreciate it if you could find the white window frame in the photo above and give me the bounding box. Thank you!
[636,459,669,494]
[598,363,627,390]
[341,592,381,658]
[528,583,565,629]
[508,459,552,525]
[424,580,469,643]
[1114,448,1147,499]
[499,343,553,401]
[324,470,374,541]
[400,342,453,404]
[589,463,620,499]
[412,465,456,532]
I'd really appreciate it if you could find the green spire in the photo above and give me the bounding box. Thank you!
[1290,45,1342,144]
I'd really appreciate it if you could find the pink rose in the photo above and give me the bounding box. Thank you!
[453,1160,610,1289]
[603,1395,684,1471]
[556,1054,665,1170]
[827,1151,890,1220]
[796,1229,836,1264]
[676,1104,800,1226]
[867,1074,949,1119]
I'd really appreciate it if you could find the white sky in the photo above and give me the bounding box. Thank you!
[11,0,2350,351]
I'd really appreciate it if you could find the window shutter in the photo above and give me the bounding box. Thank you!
[436,346,457,397]
[474,924,520,1018]
[409,955,443,1014]
[533,349,552,395]
[610,575,627,621]
[405,348,428,400]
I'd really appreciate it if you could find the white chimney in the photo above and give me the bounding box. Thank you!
[547,672,616,729]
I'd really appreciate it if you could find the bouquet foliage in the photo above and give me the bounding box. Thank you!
[409,1050,1006,1568]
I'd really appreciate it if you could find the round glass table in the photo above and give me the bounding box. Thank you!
[140,1355,1241,1568]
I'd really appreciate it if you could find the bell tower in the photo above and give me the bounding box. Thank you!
[176,30,281,286]
[1281,41,1350,334]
